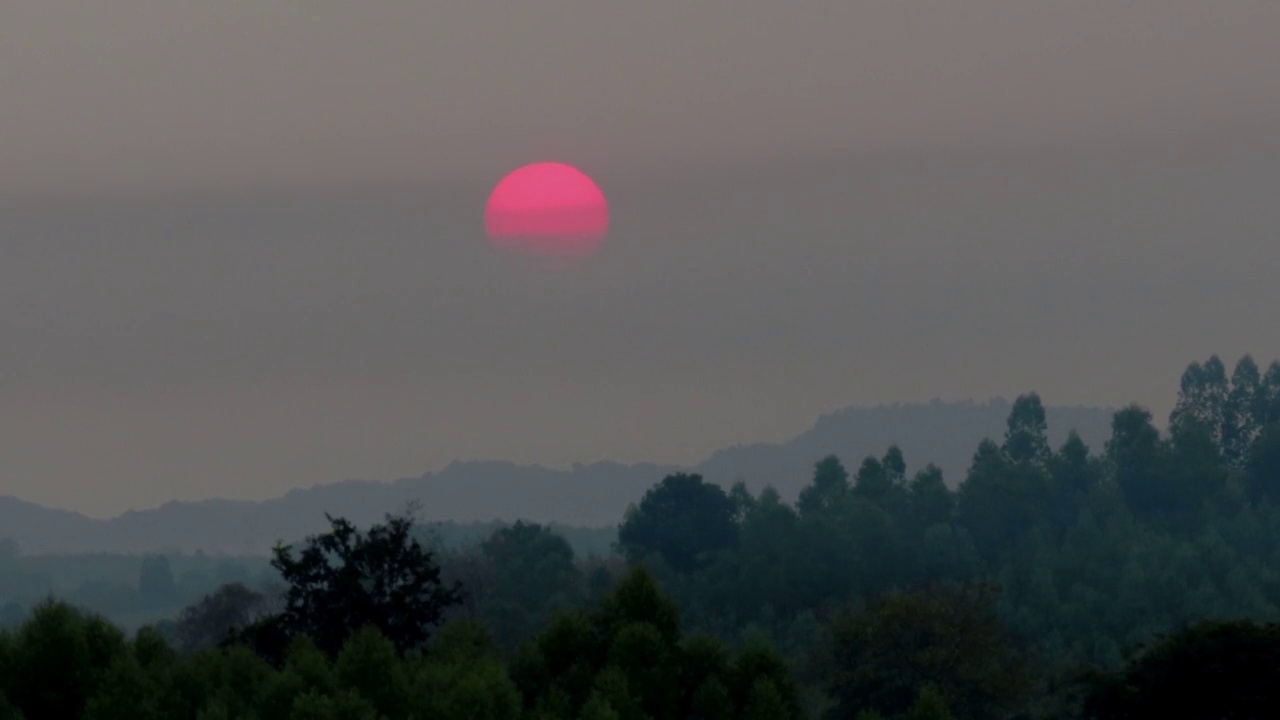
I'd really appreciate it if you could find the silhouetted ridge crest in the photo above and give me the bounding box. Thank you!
[0,399,1112,554]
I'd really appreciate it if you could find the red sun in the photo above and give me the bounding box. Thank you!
[484,162,609,259]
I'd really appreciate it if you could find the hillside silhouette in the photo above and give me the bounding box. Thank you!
[0,398,1112,555]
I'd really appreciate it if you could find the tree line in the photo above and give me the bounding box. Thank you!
[4,353,1280,718]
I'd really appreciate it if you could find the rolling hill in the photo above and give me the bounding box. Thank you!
[1,398,1114,555]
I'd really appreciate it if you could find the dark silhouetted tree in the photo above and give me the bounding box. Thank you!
[799,456,851,517]
[617,473,738,573]
[3,601,128,720]
[882,446,907,486]
[175,582,271,652]
[908,464,953,532]
[1046,431,1101,529]
[1004,393,1050,465]
[1223,355,1263,467]
[1170,356,1229,443]
[512,565,801,720]
[241,514,461,661]
[1082,620,1280,719]
[852,457,891,502]
[479,521,581,646]
[1107,405,1168,517]
[957,440,1053,559]
[730,480,758,523]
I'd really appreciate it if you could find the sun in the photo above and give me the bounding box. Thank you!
[484,162,609,261]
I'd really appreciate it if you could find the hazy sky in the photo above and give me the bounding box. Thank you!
[3,2,1280,515]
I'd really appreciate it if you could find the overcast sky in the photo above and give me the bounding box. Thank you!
[3,1,1280,515]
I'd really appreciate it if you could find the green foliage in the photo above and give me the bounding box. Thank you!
[333,626,403,718]
[599,566,681,644]
[482,521,579,603]
[1004,393,1051,464]
[682,630,731,685]
[578,691,623,720]
[516,564,801,719]
[957,439,1054,559]
[247,513,461,661]
[430,615,498,662]
[733,487,805,616]
[409,653,522,720]
[590,666,648,720]
[730,637,804,719]
[0,602,532,720]
[479,520,584,646]
[743,678,791,720]
[617,473,739,573]
[286,689,377,720]
[907,464,953,532]
[1107,404,1167,517]
[175,581,270,652]
[799,456,851,517]
[901,685,953,720]
[818,583,1032,720]
[1170,356,1231,448]
[10,353,1280,719]
[82,653,158,720]
[3,601,128,720]
[689,675,733,720]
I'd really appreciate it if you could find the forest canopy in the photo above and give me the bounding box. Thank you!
[3,354,1280,719]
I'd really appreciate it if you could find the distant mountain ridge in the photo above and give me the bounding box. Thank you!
[1,399,1114,555]
[699,398,1114,494]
